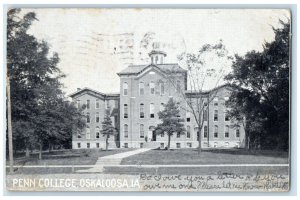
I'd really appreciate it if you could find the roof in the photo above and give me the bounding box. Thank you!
[185,84,232,96]
[69,87,120,99]
[117,63,187,76]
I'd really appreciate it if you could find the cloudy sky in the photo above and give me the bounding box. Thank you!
[21,8,290,95]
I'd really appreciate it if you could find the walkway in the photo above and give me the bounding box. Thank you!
[76,148,152,173]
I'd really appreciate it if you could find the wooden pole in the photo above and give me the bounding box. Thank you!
[6,74,14,174]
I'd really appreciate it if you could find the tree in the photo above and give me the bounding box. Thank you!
[167,40,233,153]
[155,98,186,150]
[225,20,290,150]
[7,9,86,160]
[101,109,116,150]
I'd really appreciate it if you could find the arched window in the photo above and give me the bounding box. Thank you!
[139,82,144,96]
[225,109,230,121]
[214,110,218,121]
[214,125,218,138]
[225,125,229,138]
[124,124,128,138]
[86,100,90,109]
[187,126,191,138]
[95,127,100,139]
[86,126,90,139]
[204,109,208,121]
[186,112,191,122]
[140,103,144,118]
[86,112,90,123]
[95,99,99,109]
[124,104,128,118]
[150,103,155,118]
[236,129,240,138]
[95,112,100,123]
[204,126,208,138]
[140,124,144,138]
[150,82,155,95]
[123,82,128,96]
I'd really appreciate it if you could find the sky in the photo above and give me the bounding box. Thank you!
[21,8,290,95]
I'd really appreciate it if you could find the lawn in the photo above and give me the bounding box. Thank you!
[10,148,135,166]
[121,148,289,165]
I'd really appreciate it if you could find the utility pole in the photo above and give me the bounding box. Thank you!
[6,73,14,174]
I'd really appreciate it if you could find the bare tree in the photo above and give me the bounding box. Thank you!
[166,40,233,154]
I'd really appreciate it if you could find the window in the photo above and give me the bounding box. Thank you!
[160,82,165,95]
[124,143,128,148]
[140,103,144,118]
[87,143,90,148]
[77,133,81,139]
[124,104,128,118]
[225,125,229,138]
[139,82,144,96]
[213,97,218,107]
[187,143,192,148]
[204,126,208,138]
[150,82,155,95]
[203,109,208,121]
[214,125,218,138]
[77,100,81,109]
[86,100,90,109]
[214,110,218,121]
[124,124,128,138]
[155,56,158,64]
[177,132,180,138]
[150,103,155,118]
[96,143,100,148]
[225,110,230,121]
[176,81,181,92]
[140,124,144,138]
[140,143,144,148]
[186,112,191,122]
[123,82,128,96]
[187,126,191,138]
[176,143,181,148]
[77,143,81,148]
[96,112,100,123]
[95,99,100,109]
[86,112,90,123]
[95,127,100,139]
[160,143,165,149]
[86,126,90,139]
[236,129,240,138]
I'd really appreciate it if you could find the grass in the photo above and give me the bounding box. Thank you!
[10,148,135,166]
[121,148,289,165]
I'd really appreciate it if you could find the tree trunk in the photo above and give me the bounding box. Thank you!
[198,135,202,154]
[25,146,30,158]
[167,134,171,150]
[38,143,43,160]
[106,136,109,151]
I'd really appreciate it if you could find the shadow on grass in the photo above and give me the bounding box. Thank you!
[193,148,289,158]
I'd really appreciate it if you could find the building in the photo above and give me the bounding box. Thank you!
[70,50,245,149]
